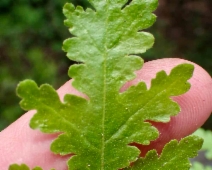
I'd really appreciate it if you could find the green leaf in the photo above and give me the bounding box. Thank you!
[193,128,212,159]
[63,0,158,98]
[14,0,198,170]
[124,136,203,170]
[16,63,194,170]
[9,164,43,170]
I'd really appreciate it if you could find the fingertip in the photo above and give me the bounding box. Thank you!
[127,58,212,154]
[134,58,212,131]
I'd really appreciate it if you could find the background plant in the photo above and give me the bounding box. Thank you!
[190,128,212,169]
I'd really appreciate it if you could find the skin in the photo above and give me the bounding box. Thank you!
[0,58,212,169]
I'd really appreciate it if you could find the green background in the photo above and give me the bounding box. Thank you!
[0,0,211,131]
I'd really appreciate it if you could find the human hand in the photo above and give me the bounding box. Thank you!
[0,58,212,170]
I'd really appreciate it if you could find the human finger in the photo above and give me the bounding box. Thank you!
[0,58,211,169]
[123,58,212,155]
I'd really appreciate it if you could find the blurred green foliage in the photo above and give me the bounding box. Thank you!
[191,128,212,169]
[143,0,212,76]
[0,0,211,130]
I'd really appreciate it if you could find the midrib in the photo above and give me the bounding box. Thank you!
[101,2,109,169]
[101,54,106,170]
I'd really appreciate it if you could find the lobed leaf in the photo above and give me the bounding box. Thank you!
[9,164,43,170]
[16,63,194,170]
[124,135,203,170]
[14,0,199,169]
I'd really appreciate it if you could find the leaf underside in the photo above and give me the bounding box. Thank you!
[14,0,202,170]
